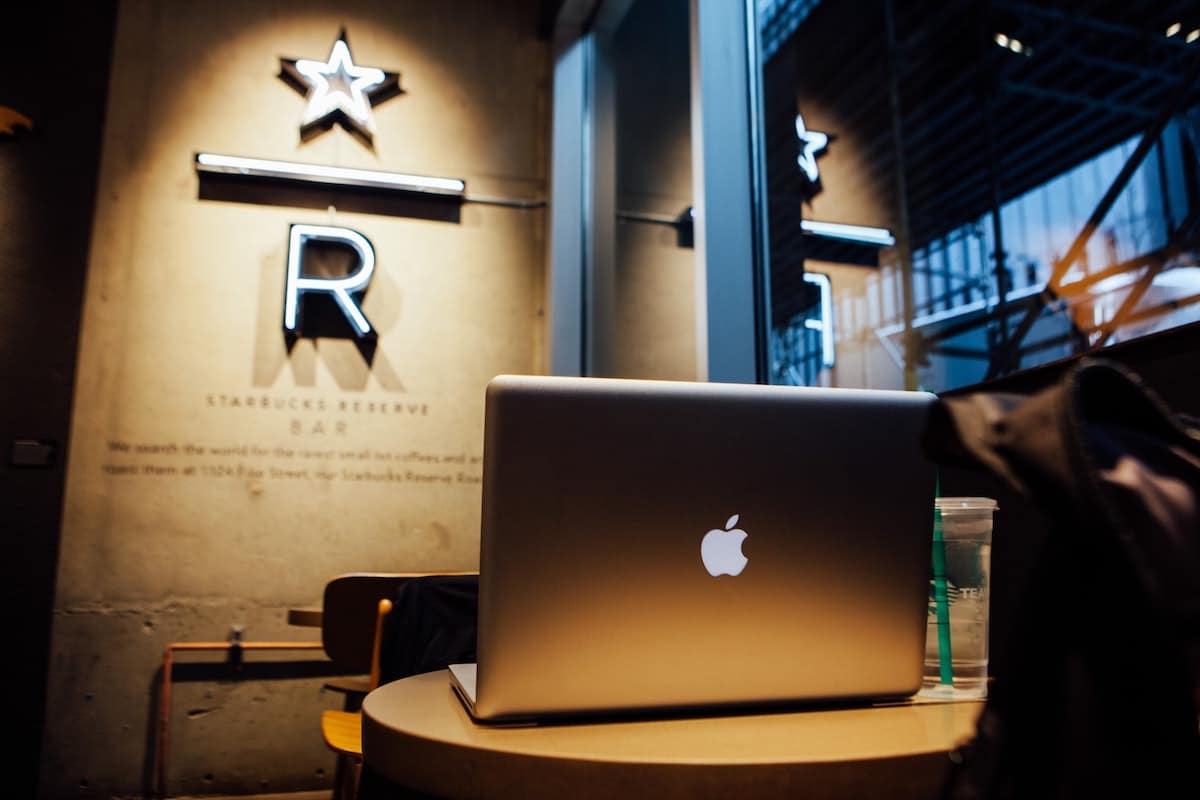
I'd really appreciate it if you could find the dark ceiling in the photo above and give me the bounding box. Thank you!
[764,0,1200,321]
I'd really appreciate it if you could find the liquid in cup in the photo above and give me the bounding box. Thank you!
[921,496,996,699]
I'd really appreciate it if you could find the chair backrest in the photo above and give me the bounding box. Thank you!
[367,598,392,691]
[320,572,474,674]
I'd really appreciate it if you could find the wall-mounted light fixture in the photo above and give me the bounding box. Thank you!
[0,105,33,137]
[616,205,695,249]
[800,219,895,247]
[195,153,466,197]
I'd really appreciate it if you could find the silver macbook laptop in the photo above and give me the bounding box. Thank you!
[450,374,938,724]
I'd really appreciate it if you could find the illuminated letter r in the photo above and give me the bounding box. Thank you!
[284,224,376,338]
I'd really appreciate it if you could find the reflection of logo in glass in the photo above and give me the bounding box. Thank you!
[803,272,835,369]
[795,111,830,184]
[280,30,402,146]
[700,514,749,577]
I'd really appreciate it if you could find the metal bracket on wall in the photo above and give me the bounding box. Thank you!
[616,206,695,248]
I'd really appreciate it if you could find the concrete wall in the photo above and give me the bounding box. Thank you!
[37,1,548,797]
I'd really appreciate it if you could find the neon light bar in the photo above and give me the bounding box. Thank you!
[802,272,835,368]
[285,224,376,337]
[195,153,466,196]
[800,220,896,247]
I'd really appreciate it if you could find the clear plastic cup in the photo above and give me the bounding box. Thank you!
[920,496,997,700]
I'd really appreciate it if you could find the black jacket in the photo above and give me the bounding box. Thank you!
[924,359,1200,799]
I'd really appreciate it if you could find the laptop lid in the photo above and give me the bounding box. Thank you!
[468,374,938,724]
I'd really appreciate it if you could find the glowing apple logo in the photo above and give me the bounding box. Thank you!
[701,514,749,577]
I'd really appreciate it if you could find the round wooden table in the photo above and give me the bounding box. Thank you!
[361,670,983,799]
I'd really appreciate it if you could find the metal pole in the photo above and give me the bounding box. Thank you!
[884,0,918,390]
[745,0,773,384]
[983,65,1011,362]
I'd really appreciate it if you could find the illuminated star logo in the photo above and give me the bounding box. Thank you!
[279,30,403,148]
[795,111,830,184]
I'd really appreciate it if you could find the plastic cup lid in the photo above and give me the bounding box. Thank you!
[935,496,998,511]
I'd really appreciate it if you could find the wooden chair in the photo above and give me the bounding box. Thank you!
[320,573,428,712]
[317,572,475,800]
[322,595,392,800]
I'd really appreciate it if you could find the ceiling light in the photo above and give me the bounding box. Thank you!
[1166,22,1181,37]
[1187,28,1200,43]
[994,32,1032,57]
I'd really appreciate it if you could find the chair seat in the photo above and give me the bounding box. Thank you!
[322,709,363,757]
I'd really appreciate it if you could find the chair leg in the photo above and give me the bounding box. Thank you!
[349,757,363,799]
[330,753,345,800]
[331,753,360,800]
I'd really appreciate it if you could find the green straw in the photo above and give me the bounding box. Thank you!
[931,475,953,685]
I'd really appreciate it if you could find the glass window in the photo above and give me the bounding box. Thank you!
[758,0,1200,391]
